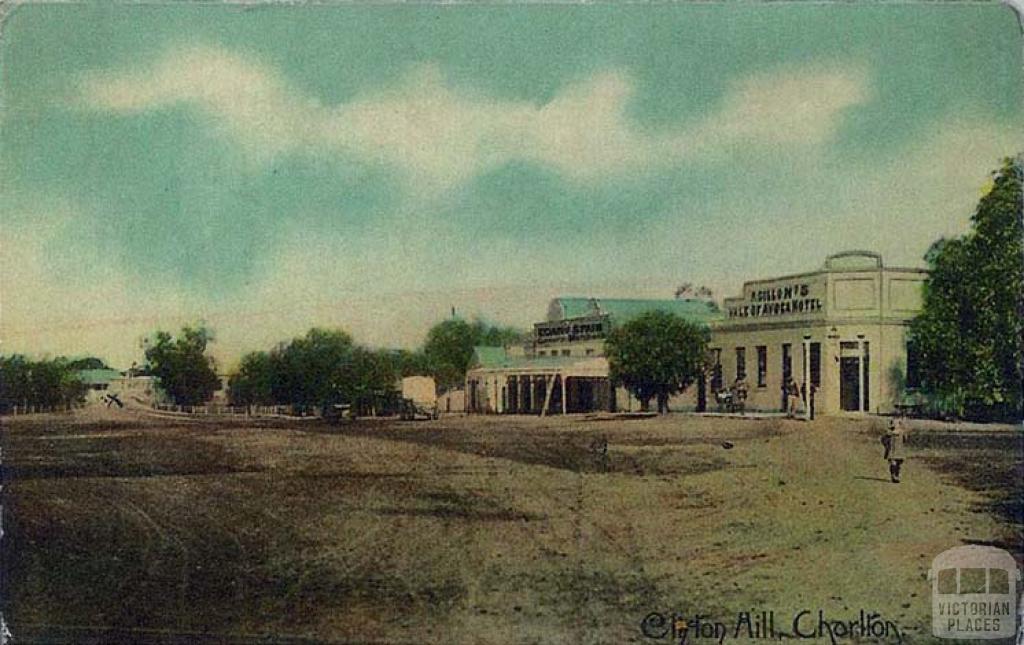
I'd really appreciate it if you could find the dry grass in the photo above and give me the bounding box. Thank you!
[2,410,1019,643]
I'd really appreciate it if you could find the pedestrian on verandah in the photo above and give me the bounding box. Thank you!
[784,376,801,418]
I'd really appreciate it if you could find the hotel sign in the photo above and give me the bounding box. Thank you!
[726,280,825,319]
[534,316,608,345]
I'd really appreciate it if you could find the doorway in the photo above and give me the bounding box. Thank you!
[781,343,792,410]
[839,341,870,412]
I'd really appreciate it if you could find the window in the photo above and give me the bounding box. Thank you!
[810,343,821,388]
[863,342,870,410]
[782,344,792,381]
[905,340,921,389]
[736,347,746,380]
[538,350,546,356]
[562,349,571,356]
[756,346,767,387]
[710,349,723,393]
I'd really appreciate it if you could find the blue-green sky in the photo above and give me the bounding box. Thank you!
[2,3,1021,368]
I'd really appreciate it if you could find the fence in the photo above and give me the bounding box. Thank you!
[1,403,76,416]
[151,403,317,417]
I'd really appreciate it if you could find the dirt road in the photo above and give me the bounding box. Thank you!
[2,409,1019,643]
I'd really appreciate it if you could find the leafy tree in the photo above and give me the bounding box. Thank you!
[66,356,110,371]
[909,156,1023,420]
[422,318,523,391]
[389,349,433,378]
[227,351,276,406]
[227,328,405,414]
[605,310,710,413]
[264,328,360,411]
[0,355,31,411]
[144,326,221,406]
[349,347,400,415]
[0,355,88,413]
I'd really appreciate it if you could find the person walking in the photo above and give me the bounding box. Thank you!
[784,376,800,418]
[731,375,749,414]
[881,415,909,483]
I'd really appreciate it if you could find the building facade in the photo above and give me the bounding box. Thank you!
[465,298,719,414]
[709,250,925,416]
[465,251,926,417]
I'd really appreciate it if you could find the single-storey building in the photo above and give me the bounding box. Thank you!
[466,298,719,414]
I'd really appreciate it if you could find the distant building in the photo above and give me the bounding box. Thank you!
[437,388,466,414]
[77,367,163,406]
[465,251,926,416]
[76,368,124,392]
[401,376,437,408]
[465,298,719,414]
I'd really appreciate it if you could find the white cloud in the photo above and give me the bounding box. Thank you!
[693,65,870,148]
[6,116,1016,367]
[80,46,322,161]
[79,45,871,194]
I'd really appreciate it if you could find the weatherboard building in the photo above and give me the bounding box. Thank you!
[464,251,925,417]
[465,298,720,415]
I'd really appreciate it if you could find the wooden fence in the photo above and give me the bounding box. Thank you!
[151,403,317,417]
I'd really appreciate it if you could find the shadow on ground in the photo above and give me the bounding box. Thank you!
[910,430,1024,555]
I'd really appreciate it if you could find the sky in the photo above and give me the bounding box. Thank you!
[1,3,1021,370]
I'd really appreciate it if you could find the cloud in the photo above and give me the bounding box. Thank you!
[80,46,321,160]
[685,65,870,151]
[78,45,871,193]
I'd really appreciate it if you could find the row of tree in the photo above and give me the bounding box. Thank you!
[221,319,522,412]
[228,328,401,414]
[0,355,90,413]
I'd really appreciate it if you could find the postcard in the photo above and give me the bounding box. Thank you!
[1,2,1021,643]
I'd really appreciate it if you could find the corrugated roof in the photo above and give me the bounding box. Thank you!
[551,297,722,325]
[472,346,509,368]
[76,368,123,385]
[470,353,608,375]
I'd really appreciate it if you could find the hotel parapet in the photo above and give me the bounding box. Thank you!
[465,251,926,417]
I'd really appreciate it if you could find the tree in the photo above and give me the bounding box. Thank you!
[909,156,1023,420]
[422,318,523,391]
[227,351,275,406]
[605,310,710,413]
[66,356,110,371]
[0,355,88,413]
[144,326,221,406]
[349,347,400,416]
[0,355,31,412]
[391,349,433,378]
[270,328,357,411]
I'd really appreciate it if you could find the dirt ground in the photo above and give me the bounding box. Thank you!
[2,408,1020,644]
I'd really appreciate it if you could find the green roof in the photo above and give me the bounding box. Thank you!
[76,368,123,385]
[471,347,595,370]
[472,346,510,368]
[550,297,722,325]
